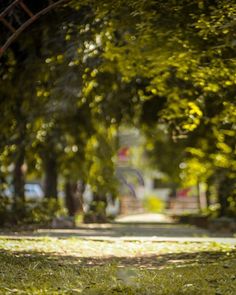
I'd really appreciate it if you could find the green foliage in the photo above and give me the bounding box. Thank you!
[206,203,222,218]
[22,199,64,225]
[83,200,108,223]
[85,125,118,195]
[0,197,63,226]
[143,196,165,213]
[1,0,236,218]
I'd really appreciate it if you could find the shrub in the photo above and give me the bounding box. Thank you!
[0,196,11,226]
[22,198,64,225]
[0,197,64,227]
[143,195,165,213]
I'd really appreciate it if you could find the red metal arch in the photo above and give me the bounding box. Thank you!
[0,0,69,58]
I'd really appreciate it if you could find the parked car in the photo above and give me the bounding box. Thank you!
[4,183,44,200]
[24,183,44,200]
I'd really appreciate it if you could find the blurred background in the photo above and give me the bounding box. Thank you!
[0,0,235,229]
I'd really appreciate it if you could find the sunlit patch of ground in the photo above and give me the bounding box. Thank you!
[0,237,235,294]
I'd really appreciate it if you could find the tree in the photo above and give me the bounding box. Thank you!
[1,0,235,221]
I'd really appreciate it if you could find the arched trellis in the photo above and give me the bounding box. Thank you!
[0,0,69,58]
[116,167,145,198]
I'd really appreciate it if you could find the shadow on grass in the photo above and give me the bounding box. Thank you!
[1,246,235,269]
[0,244,235,294]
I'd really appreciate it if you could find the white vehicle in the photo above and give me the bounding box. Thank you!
[24,183,44,200]
[4,183,44,200]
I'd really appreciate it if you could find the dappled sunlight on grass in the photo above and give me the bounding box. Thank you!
[0,248,235,294]
[0,237,234,258]
[0,236,235,294]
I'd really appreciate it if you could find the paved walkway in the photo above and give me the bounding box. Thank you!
[116,213,173,223]
[0,214,235,244]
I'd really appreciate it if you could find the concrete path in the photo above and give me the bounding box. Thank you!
[115,213,173,223]
[0,213,235,244]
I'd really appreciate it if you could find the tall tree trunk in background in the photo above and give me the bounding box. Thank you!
[0,172,6,195]
[12,146,26,224]
[65,181,75,216]
[76,180,85,212]
[196,181,202,212]
[217,173,233,217]
[205,186,211,209]
[12,101,26,203]
[205,175,214,209]
[13,147,25,201]
[44,154,58,199]
[65,180,85,216]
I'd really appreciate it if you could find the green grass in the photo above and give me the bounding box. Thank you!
[0,237,235,294]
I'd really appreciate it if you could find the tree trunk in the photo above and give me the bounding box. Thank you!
[12,105,26,202]
[84,192,108,223]
[76,180,85,212]
[11,102,27,222]
[0,172,6,195]
[13,148,25,201]
[65,181,74,216]
[44,154,58,199]
[218,175,232,217]
[196,181,202,212]
[11,147,26,224]
[205,186,211,209]
[65,180,85,216]
[205,176,214,209]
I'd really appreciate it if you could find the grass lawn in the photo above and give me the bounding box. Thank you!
[0,237,235,294]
